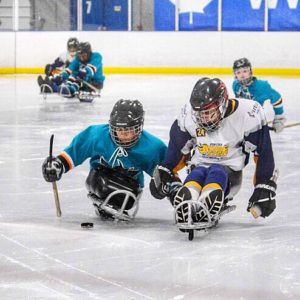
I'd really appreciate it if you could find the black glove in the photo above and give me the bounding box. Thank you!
[150,166,182,200]
[45,64,54,76]
[42,156,64,182]
[247,180,276,218]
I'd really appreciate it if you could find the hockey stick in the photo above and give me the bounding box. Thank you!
[268,121,300,131]
[76,77,101,93]
[49,134,62,217]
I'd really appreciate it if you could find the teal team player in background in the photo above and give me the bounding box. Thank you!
[232,58,286,133]
[42,99,167,220]
[43,42,105,98]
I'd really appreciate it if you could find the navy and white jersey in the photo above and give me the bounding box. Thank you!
[163,99,275,185]
[232,77,284,116]
[62,52,105,85]
[57,124,167,187]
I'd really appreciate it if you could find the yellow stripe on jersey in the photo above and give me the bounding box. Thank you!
[202,183,222,192]
[172,155,188,174]
[185,181,202,191]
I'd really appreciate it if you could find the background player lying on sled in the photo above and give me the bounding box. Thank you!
[37,37,79,89]
[232,57,286,133]
[150,77,277,230]
[41,42,105,97]
[42,99,166,220]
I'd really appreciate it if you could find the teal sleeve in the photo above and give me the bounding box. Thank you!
[61,58,80,80]
[264,82,284,115]
[63,126,95,167]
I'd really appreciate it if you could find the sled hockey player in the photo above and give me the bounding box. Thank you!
[150,77,277,238]
[37,37,79,88]
[41,42,105,99]
[232,57,286,133]
[42,99,166,220]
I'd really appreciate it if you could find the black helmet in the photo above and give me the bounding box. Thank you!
[190,77,228,131]
[233,57,252,71]
[233,58,253,85]
[77,42,92,62]
[109,99,145,148]
[67,37,79,51]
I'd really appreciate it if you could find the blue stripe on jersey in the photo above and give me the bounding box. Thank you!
[244,124,275,184]
[163,120,192,172]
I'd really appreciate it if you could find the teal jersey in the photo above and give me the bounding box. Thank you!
[62,52,105,84]
[232,77,283,116]
[58,124,167,187]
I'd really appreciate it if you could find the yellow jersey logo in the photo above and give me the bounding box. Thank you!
[198,144,228,158]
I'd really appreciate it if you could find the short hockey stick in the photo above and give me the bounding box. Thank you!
[76,77,101,93]
[49,134,62,217]
[268,121,300,131]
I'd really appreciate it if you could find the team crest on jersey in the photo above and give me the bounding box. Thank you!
[198,143,228,158]
[196,128,206,137]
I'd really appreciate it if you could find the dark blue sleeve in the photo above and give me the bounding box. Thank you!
[245,124,275,184]
[163,120,192,172]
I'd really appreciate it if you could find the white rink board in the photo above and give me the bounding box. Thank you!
[0,31,300,69]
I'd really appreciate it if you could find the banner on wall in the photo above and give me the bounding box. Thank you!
[222,0,265,31]
[155,0,218,31]
[72,0,128,31]
[268,0,300,31]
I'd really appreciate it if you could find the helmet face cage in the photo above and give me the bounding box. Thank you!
[77,42,92,62]
[109,123,143,148]
[109,100,144,148]
[193,98,226,131]
[233,58,253,86]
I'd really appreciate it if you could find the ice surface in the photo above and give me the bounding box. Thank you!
[0,74,299,299]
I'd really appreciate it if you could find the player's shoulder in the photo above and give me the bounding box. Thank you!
[90,52,102,61]
[234,99,265,125]
[236,98,262,112]
[141,130,165,148]
[252,77,271,89]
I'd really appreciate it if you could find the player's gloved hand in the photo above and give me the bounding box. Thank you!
[247,179,276,217]
[42,156,64,182]
[150,166,182,200]
[272,114,286,133]
[45,64,54,76]
[52,74,63,85]
[78,68,87,80]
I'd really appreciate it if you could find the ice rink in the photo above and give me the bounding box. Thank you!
[0,74,300,299]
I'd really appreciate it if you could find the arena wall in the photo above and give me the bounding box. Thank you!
[1,31,299,75]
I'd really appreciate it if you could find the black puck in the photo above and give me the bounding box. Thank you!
[81,222,94,229]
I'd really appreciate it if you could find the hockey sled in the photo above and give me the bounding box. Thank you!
[77,89,101,103]
[40,86,101,103]
[174,200,236,240]
[91,190,141,222]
